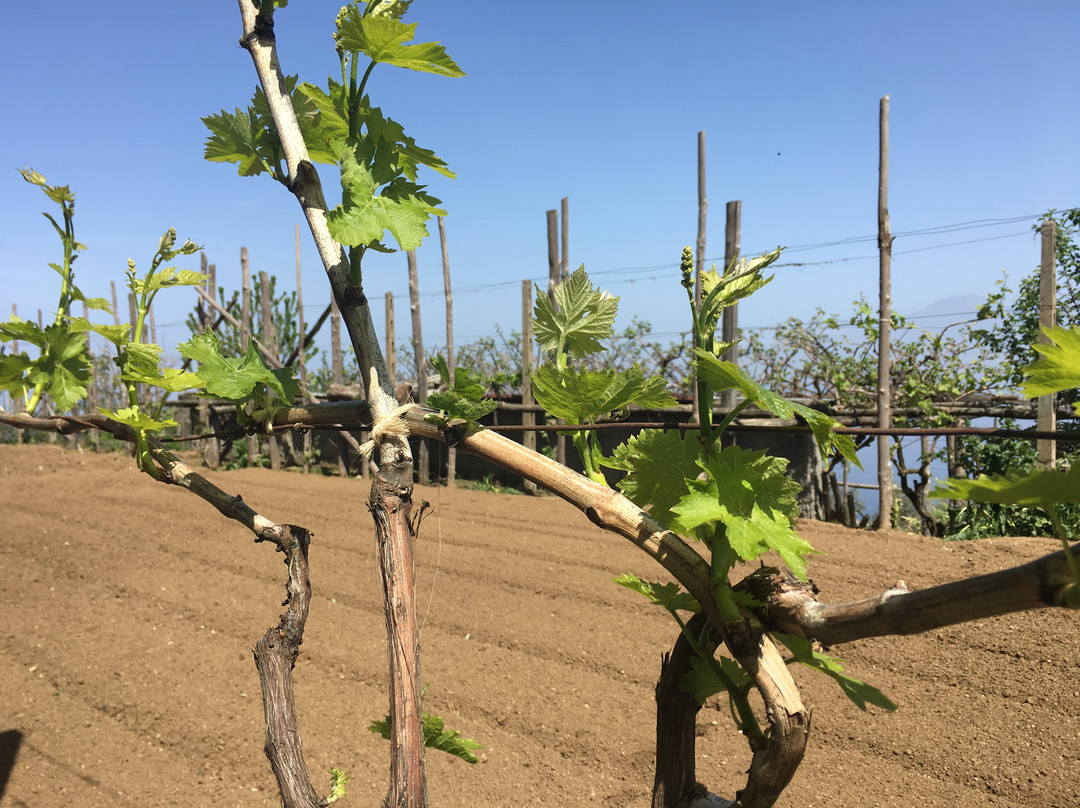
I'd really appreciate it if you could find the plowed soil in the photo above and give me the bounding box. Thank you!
[1,444,1078,807]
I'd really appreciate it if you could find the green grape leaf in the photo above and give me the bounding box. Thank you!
[0,352,32,395]
[774,633,896,712]
[354,101,455,181]
[335,7,465,78]
[1023,325,1080,412]
[930,464,1080,508]
[296,79,350,149]
[605,428,702,527]
[533,267,619,360]
[531,364,675,426]
[26,325,91,412]
[119,342,164,382]
[680,653,751,705]
[671,446,815,579]
[124,366,206,394]
[66,317,130,348]
[698,247,781,333]
[614,572,700,613]
[0,317,48,349]
[101,406,177,433]
[202,106,269,177]
[328,142,444,250]
[695,350,860,466]
[326,767,350,804]
[426,354,497,421]
[131,268,209,294]
[368,713,481,764]
[178,331,299,403]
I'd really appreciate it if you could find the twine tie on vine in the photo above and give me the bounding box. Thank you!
[359,403,419,459]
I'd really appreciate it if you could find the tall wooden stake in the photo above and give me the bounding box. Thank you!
[877,95,894,530]
[546,209,560,306]
[439,216,456,487]
[1037,219,1058,467]
[694,131,707,421]
[522,280,538,493]
[408,251,429,484]
[295,226,312,474]
[720,200,742,411]
[241,247,259,466]
[560,196,569,281]
[259,271,282,470]
[546,206,567,465]
[330,292,349,478]
[385,291,397,391]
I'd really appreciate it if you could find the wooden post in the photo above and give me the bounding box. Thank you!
[385,291,397,391]
[407,251,429,484]
[693,130,707,422]
[127,293,141,408]
[330,292,350,478]
[241,247,259,466]
[560,196,569,281]
[547,209,560,306]
[1037,219,1058,467]
[12,304,23,442]
[439,216,456,487]
[294,226,312,473]
[199,255,220,469]
[877,95,894,530]
[546,207,567,465]
[259,271,282,470]
[521,280,538,493]
[720,200,742,411]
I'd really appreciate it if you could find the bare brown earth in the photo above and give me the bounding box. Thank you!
[1,443,1078,808]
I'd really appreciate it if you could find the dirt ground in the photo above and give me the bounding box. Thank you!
[1,443,1078,808]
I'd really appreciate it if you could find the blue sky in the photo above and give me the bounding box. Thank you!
[2,1,1078,369]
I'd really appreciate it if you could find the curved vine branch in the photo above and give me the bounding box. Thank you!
[0,409,326,807]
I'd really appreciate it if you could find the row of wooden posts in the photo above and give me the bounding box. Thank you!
[186,200,583,487]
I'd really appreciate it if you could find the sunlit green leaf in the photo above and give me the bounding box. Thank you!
[0,317,47,348]
[670,446,814,578]
[533,267,619,360]
[336,7,464,77]
[695,351,860,466]
[328,142,444,250]
[930,465,1080,508]
[1023,325,1080,412]
[774,633,896,712]
[614,572,700,613]
[101,406,177,433]
[531,364,674,426]
[605,429,701,527]
[368,712,481,764]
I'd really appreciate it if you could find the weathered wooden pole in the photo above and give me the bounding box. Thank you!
[408,251,429,484]
[439,216,456,487]
[522,279,538,493]
[295,225,312,474]
[330,292,350,478]
[259,271,282,470]
[385,291,396,392]
[693,131,707,422]
[1037,219,1058,467]
[12,304,23,442]
[241,247,259,466]
[720,200,742,411]
[546,206,567,465]
[547,209,560,306]
[877,95,894,530]
[560,196,569,281]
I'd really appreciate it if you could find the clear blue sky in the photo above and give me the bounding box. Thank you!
[2,1,1078,368]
